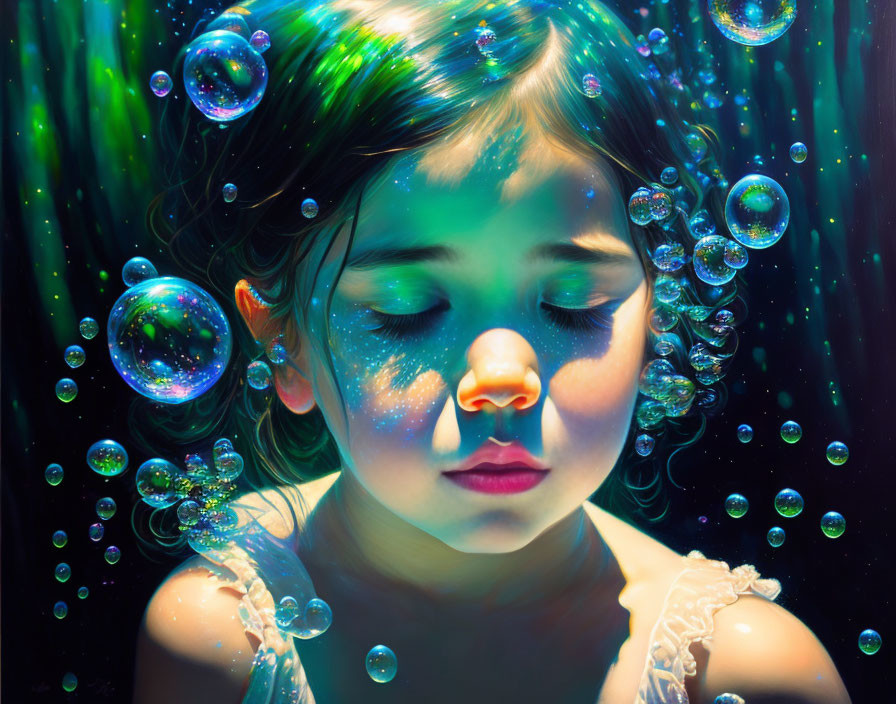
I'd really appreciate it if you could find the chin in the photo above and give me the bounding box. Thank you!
[433,514,545,555]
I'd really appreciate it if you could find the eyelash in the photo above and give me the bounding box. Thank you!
[367,299,619,340]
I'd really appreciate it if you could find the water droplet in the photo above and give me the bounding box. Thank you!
[826,441,848,465]
[52,530,68,548]
[774,488,803,517]
[108,277,232,404]
[247,360,272,390]
[725,493,749,518]
[56,378,78,403]
[122,257,158,287]
[79,317,99,340]
[301,198,319,219]
[45,463,64,486]
[65,345,86,368]
[104,545,121,564]
[136,459,180,508]
[87,439,129,477]
[366,644,398,683]
[184,31,268,122]
[767,526,785,547]
[858,628,882,655]
[736,424,753,443]
[780,420,802,444]
[150,70,173,97]
[820,511,845,538]
[95,497,117,520]
[55,562,72,583]
[789,141,807,163]
[709,0,796,46]
[725,174,790,249]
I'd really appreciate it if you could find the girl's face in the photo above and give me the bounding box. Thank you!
[296,142,649,554]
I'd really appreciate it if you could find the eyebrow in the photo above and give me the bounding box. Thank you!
[346,241,634,269]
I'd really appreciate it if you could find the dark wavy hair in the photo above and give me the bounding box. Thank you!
[137,0,741,552]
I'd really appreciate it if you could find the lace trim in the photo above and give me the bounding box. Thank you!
[634,550,783,704]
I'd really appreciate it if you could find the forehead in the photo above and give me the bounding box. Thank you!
[353,137,632,257]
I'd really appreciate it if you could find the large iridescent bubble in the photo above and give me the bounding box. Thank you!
[183,30,268,122]
[725,174,790,249]
[107,277,232,404]
[708,0,797,46]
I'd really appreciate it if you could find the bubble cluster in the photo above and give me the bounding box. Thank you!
[638,359,696,420]
[96,497,117,520]
[65,345,86,368]
[789,142,807,163]
[366,644,398,684]
[767,526,785,547]
[820,511,845,538]
[183,31,268,122]
[55,562,71,583]
[725,175,790,249]
[89,522,105,542]
[86,439,129,477]
[104,545,121,564]
[774,488,803,517]
[56,378,78,403]
[79,317,99,340]
[301,198,319,219]
[628,186,674,227]
[247,360,273,390]
[150,70,173,97]
[52,530,68,548]
[54,600,68,619]
[725,493,749,518]
[826,441,849,466]
[108,277,232,404]
[736,424,753,443]
[708,0,797,46]
[582,73,601,98]
[45,463,64,486]
[276,595,333,639]
[222,183,238,203]
[634,434,655,457]
[249,30,271,53]
[122,257,158,287]
[858,629,882,655]
[136,459,180,508]
[780,420,802,444]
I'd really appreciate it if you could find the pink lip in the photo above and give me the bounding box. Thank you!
[441,441,550,495]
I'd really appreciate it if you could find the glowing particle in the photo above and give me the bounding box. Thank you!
[725,493,749,518]
[774,488,803,517]
[366,644,398,683]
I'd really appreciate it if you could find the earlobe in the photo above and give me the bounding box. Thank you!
[234,279,317,415]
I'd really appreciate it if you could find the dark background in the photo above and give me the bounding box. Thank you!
[3,0,895,701]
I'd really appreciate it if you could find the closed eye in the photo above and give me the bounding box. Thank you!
[540,300,620,332]
[367,299,451,340]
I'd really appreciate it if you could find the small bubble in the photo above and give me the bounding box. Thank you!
[725,174,790,249]
[820,511,845,538]
[780,420,802,444]
[789,141,808,163]
[698,515,708,524]
[122,257,158,287]
[52,530,68,548]
[301,198,319,219]
[150,70,173,97]
[45,463,64,486]
[826,441,848,465]
[265,336,288,364]
[56,378,78,403]
[88,522,105,542]
[725,493,749,518]
[767,526,785,547]
[774,488,804,517]
[708,0,796,46]
[858,629,882,655]
[713,694,745,704]
[222,183,238,202]
[249,29,271,53]
[366,644,398,683]
[136,459,179,508]
[247,360,273,390]
[634,434,655,456]
[660,166,678,185]
[53,600,68,619]
[55,562,71,583]
[177,500,201,526]
[78,586,89,599]
[62,672,78,692]
[87,439,129,477]
[96,497,117,520]
[104,545,121,565]
[736,424,753,443]
[79,317,99,340]
[64,345,86,368]
[582,73,601,98]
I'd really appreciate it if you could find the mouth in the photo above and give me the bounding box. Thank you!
[441,441,551,494]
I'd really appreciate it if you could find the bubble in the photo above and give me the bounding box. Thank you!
[214,451,244,482]
[685,131,707,160]
[636,398,665,429]
[265,336,288,364]
[826,441,849,465]
[79,316,99,339]
[54,600,68,619]
[61,672,78,692]
[136,459,179,508]
[88,522,105,542]
[767,526,785,547]
[55,562,71,583]
[703,90,723,109]
[366,644,398,684]
[52,530,68,548]
[183,30,268,122]
[45,463,64,486]
[725,493,749,518]
[108,277,232,404]
[104,545,121,564]
[736,424,753,443]
[693,235,737,285]
[774,488,804,517]
[660,167,678,185]
[708,0,796,46]
[149,70,173,97]
[647,28,669,55]
[635,34,651,57]
[649,189,673,221]
[789,141,807,163]
[56,378,78,403]
[86,439,129,477]
[475,26,496,54]
[723,240,749,269]
[220,183,239,204]
[212,437,234,460]
[820,511,845,538]
[77,586,89,599]
[95,497,117,520]
[713,695,745,704]
[247,360,272,390]
[628,187,653,226]
[654,275,682,304]
[301,198,319,219]
[276,596,301,628]
[689,210,717,239]
[780,420,802,444]
[177,500,201,526]
[725,174,790,249]
[698,515,708,524]
[650,306,679,332]
[249,29,271,53]
[122,257,158,287]
[858,629,882,655]
[654,334,677,357]
[206,12,251,39]
[650,243,687,272]
[582,73,601,98]
[64,345,86,368]
[296,598,333,639]
[632,434,655,457]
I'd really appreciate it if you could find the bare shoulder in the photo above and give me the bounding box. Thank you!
[695,593,852,704]
[133,554,258,704]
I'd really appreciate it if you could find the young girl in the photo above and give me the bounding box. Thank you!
[133,0,851,702]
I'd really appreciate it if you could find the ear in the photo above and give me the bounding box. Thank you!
[234,279,317,415]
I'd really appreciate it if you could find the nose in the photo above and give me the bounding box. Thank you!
[456,328,542,412]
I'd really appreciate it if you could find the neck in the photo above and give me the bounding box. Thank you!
[304,470,608,609]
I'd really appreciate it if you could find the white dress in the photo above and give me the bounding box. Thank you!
[203,499,782,704]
